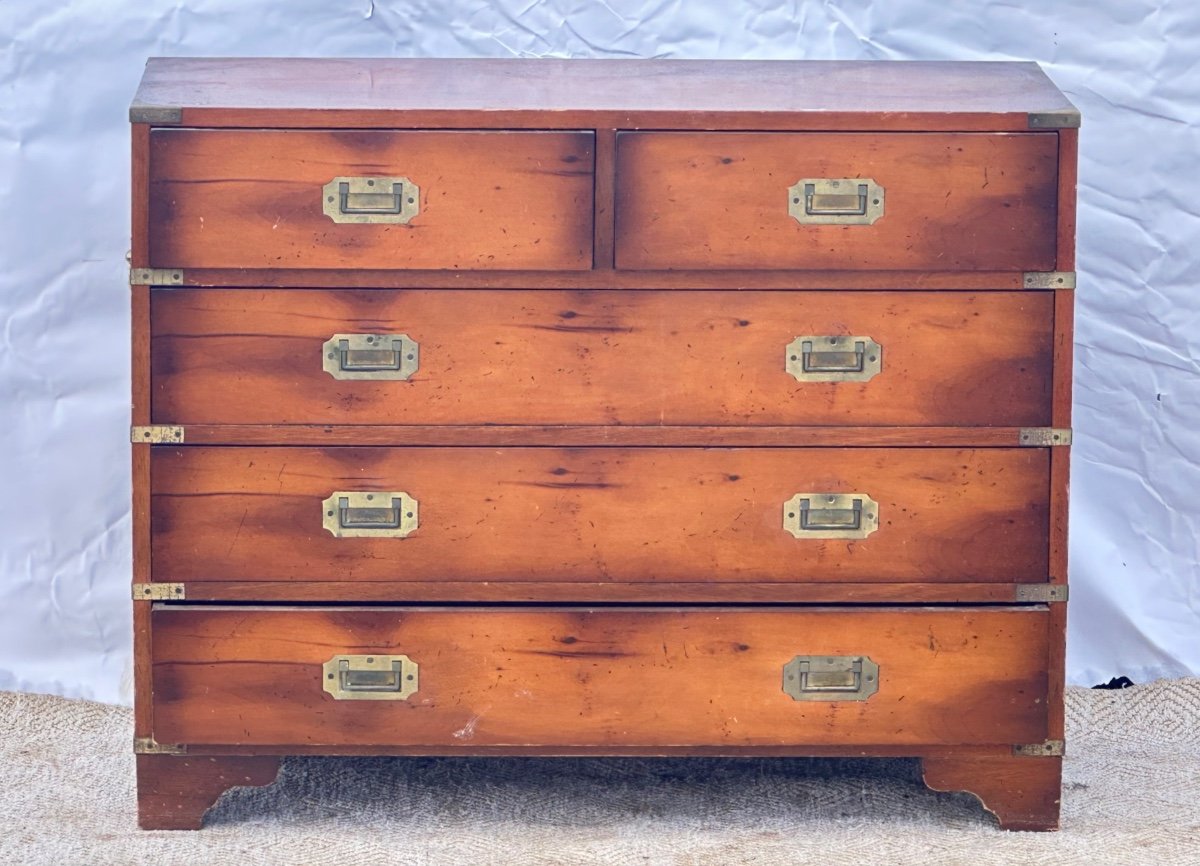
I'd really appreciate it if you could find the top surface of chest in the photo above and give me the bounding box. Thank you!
[131,58,1078,130]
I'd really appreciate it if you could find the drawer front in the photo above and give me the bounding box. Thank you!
[151,606,1050,748]
[615,132,1058,271]
[152,289,1053,427]
[150,447,1049,583]
[149,130,594,270]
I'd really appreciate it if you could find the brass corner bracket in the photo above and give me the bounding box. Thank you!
[129,268,184,287]
[131,425,184,445]
[1013,740,1065,757]
[1023,271,1075,290]
[1018,428,1072,447]
[134,736,187,755]
[1028,110,1081,129]
[133,583,186,601]
[1015,584,1069,603]
[129,105,182,125]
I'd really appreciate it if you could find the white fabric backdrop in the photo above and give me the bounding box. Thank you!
[0,0,1196,704]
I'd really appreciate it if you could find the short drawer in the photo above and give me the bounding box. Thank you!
[150,606,1051,748]
[150,446,1049,584]
[151,289,1053,427]
[615,132,1059,271]
[148,130,594,270]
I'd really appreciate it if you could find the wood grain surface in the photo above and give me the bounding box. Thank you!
[137,754,280,830]
[162,268,1038,290]
[149,446,1050,584]
[131,58,1077,132]
[149,130,594,270]
[150,606,1050,748]
[616,132,1058,271]
[923,754,1061,831]
[143,425,1035,448]
[151,289,1053,427]
[167,580,1033,604]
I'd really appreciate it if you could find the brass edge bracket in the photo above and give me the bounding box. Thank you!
[131,425,184,444]
[1018,428,1072,447]
[133,583,186,601]
[130,268,184,286]
[134,736,187,755]
[1028,110,1081,129]
[129,105,182,125]
[1015,584,1069,603]
[1023,271,1076,290]
[1013,740,1065,757]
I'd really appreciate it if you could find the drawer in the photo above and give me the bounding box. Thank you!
[152,289,1053,427]
[150,606,1051,748]
[615,132,1059,271]
[150,447,1049,584]
[148,130,594,270]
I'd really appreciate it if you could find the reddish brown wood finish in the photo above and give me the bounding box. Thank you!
[149,130,594,271]
[131,59,1076,831]
[131,59,1077,132]
[1044,292,1074,742]
[151,289,1053,427]
[170,269,1035,290]
[922,755,1061,831]
[137,754,280,830]
[146,425,1033,448]
[1056,129,1079,272]
[150,446,1050,584]
[150,606,1050,748]
[131,124,154,737]
[593,129,617,268]
[157,743,1036,759]
[167,580,1036,604]
[616,133,1059,271]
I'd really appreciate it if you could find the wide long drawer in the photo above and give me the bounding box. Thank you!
[150,447,1049,583]
[148,130,595,270]
[150,606,1051,748]
[616,132,1059,271]
[151,289,1053,427]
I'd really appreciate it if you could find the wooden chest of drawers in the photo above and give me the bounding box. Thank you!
[129,59,1077,831]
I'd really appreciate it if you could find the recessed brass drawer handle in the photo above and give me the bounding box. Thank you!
[783,655,879,702]
[785,335,881,382]
[783,493,879,540]
[321,491,419,538]
[787,177,884,225]
[322,654,419,701]
[322,333,419,381]
[322,176,420,224]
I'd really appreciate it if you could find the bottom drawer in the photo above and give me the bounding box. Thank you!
[151,606,1050,749]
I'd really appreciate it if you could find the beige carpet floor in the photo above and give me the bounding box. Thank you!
[1,679,1197,865]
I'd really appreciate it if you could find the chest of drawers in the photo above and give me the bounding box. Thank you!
[129,58,1077,831]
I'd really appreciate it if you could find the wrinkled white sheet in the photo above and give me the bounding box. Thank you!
[0,1,1196,704]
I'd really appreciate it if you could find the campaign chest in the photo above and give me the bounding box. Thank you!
[129,58,1077,831]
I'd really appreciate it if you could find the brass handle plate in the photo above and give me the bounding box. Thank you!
[322,491,419,538]
[322,176,420,224]
[322,333,419,381]
[788,178,884,225]
[785,335,881,382]
[322,654,419,701]
[783,493,879,540]
[783,655,879,702]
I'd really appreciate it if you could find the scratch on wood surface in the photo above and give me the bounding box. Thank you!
[452,714,482,740]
